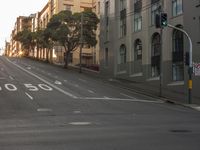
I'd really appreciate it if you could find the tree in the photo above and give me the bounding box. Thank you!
[14,29,36,56]
[46,10,99,68]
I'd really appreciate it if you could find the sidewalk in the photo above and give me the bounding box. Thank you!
[73,66,200,112]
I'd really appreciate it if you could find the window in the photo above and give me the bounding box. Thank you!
[134,39,142,60]
[172,0,183,16]
[64,4,72,11]
[120,18,126,37]
[98,2,100,14]
[134,13,142,32]
[199,17,200,42]
[105,48,108,66]
[172,25,184,81]
[120,0,127,37]
[120,44,126,64]
[120,0,126,10]
[105,1,109,26]
[151,33,161,77]
[151,0,160,25]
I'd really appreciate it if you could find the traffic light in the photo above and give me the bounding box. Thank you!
[160,13,167,27]
[155,13,168,28]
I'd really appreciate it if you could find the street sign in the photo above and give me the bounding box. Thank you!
[193,63,200,76]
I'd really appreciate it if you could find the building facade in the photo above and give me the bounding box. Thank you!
[10,16,33,56]
[100,0,200,103]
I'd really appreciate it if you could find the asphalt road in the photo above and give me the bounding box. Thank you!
[0,56,200,150]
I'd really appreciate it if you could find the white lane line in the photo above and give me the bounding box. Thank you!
[25,92,33,100]
[69,122,91,126]
[6,58,77,99]
[88,90,95,94]
[120,93,137,99]
[54,80,62,85]
[103,96,110,99]
[78,78,87,82]
[64,80,68,82]
[9,76,14,80]
[37,108,52,112]
[74,84,79,87]
[73,110,81,114]
[81,97,164,104]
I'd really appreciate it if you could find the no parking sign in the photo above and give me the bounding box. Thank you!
[193,63,200,76]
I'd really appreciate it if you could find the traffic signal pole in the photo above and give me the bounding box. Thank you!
[168,24,193,104]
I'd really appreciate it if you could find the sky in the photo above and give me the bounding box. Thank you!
[0,0,48,51]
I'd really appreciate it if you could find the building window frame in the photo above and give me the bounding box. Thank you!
[119,0,127,37]
[120,44,126,64]
[151,1,160,26]
[172,0,183,17]
[172,25,184,81]
[134,39,142,60]
[134,13,142,32]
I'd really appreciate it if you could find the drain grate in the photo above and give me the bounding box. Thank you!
[170,129,191,133]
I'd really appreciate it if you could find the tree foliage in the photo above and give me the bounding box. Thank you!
[46,10,99,68]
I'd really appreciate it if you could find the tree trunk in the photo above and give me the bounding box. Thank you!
[46,49,49,63]
[64,51,70,68]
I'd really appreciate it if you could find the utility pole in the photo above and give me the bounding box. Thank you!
[159,0,164,97]
[79,12,83,73]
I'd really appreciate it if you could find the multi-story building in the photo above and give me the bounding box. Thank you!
[10,16,33,56]
[4,41,11,56]
[100,0,200,103]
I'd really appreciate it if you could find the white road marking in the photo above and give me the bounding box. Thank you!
[103,96,110,99]
[88,90,95,94]
[81,97,164,104]
[120,93,137,99]
[69,122,91,126]
[26,67,31,70]
[64,80,68,82]
[25,92,33,100]
[37,108,52,112]
[74,84,79,87]
[48,73,51,76]
[6,58,77,99]
[0,87,2,91]
[54,76,58,79]
[78,78,86,82]
[54,80,62,85]
[9,76,14,80]
[73,110,81,114]
[4,84,17,91]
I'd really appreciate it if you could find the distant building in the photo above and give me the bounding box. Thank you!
[100,0,200,103]
[10,16,33,56]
